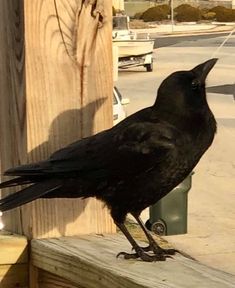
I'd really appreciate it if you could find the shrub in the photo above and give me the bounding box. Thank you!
[141,5,170,22]
[174,4,194,13]
[133,12,143,20]
[157,4,171,15]
[210,6,227,14]
[210,6,235,22]
[174,5,202,22]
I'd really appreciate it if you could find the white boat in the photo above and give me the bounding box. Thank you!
[113,39,154,59]
[112,15,154,71]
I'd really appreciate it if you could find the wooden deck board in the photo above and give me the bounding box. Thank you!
[31,234,235,288]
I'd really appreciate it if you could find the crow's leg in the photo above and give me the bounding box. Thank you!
[115,222,166,262]
[131,213,176,256]
[133,215,195,260]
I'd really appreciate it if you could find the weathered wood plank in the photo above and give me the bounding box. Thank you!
[31,234,235,288]
[29,263,39,288]
[0,0,26,235]
[0,264,28,288]
[38,270,84,288]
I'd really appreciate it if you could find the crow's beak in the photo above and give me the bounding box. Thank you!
[192,58,218,82]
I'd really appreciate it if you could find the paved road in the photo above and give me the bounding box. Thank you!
[116,33,235,275]
[153,31,235,48]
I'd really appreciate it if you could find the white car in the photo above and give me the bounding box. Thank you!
[113,87,130,125]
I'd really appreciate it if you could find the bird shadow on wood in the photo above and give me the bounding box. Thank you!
[26,97,107,236]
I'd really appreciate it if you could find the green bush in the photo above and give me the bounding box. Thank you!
[174,4,194,13]
[210,6,227,14]
[157,4,171,15]
[210,6,235,22]
[174,5,202,22]
[136,4,235,23]
[133,12,143,20]
[141,5,170,22]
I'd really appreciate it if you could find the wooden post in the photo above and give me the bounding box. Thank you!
[0,0,115,239]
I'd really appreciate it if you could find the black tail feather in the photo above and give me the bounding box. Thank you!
[0,177,33,189]
[0,180,62,212]
[4,162,47,177]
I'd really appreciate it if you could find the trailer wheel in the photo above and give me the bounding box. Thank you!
[145,60,153,72]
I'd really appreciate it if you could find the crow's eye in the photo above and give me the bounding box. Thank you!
[191,79,200,90]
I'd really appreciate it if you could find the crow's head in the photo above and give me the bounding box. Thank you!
[155,58,218,113]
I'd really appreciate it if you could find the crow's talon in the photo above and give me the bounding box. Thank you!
[117,251,139,259]
[139,244,177,256]
[117,249,167,262]
[139,251,166,262]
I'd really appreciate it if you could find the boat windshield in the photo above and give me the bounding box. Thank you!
[113,16,128,30]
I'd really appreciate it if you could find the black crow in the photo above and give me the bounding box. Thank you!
[0,59,217,261]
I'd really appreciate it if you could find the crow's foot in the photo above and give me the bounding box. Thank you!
[141,245,196,260]
[117,248,167,262]
[141,244,177,255]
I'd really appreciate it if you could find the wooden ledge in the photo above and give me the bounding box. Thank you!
[0,231,28,288]
[31,234,235,288]
[0,230,28,264]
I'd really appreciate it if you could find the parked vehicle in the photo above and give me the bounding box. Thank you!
[112,15,154,72]
[113,87,130,125]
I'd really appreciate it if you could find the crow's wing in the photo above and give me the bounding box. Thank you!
[116,121,176,154]
[4,121,178,179]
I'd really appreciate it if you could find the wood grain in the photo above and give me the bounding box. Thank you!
[31,234,235,288]
[0,264,28,288]
[29,263,39,288]
[0,0,115,238]
[0,0,26,235]
[38,270,84,288]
